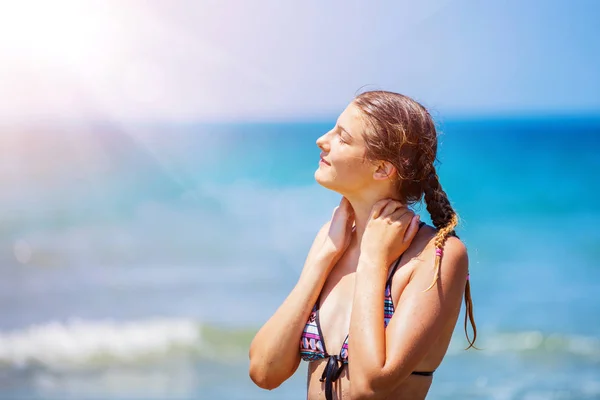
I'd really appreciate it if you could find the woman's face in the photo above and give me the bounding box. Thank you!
[314,102,377,195]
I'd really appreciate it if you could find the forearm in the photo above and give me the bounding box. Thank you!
[348,255,392,398]
[249,251,337,387]
[349,255,388,369]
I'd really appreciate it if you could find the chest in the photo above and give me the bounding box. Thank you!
[317,268,356,354]
[315,253,415,353]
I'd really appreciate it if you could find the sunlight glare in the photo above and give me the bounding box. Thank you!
[0,0,113,67]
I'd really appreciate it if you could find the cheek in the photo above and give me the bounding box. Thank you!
[332,152,371,179]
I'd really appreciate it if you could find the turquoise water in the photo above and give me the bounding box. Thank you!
[0,116,599,399]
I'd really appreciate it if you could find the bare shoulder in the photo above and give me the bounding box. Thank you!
[410,224,469,280]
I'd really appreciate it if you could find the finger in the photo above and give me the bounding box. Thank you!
[370,199,391,219]
[381,200,403,218]
[390,207,412,221]
[342,197,355,217]
[403,214,421,244]
[340,197,349,208]
[331,206,339,218]
[390,209,413,231]
[347,213,356,230]
[338,197,348,213]
[335,197,352,216]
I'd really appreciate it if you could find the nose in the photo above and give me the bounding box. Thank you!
[316,131,330,152]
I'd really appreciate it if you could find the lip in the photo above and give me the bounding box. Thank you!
[319,156,331,166]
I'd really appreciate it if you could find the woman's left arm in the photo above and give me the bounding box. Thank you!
[348,202,469,400]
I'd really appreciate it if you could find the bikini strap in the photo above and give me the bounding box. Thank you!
[320,221,427,306]
[385,255,403,287]
[386,221,426,287]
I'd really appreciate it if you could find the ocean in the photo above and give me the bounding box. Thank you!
[0,116,599,399]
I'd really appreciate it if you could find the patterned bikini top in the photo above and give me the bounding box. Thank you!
[299,257,400,365]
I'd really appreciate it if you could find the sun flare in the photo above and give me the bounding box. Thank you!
[0,0,115,66]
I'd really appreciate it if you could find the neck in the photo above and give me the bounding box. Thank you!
[345,191,408,245]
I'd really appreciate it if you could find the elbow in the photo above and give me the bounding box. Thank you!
[248,358,286,390]
[350,373,392,400]
[350,389,375,400]
[248,363,281,390]
[349,379,381,400]
[248,339,300,390]
[248,342,279,390]
[350,386,382,400]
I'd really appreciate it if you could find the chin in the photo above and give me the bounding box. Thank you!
[314,169,344,194]
[314,167,330,184]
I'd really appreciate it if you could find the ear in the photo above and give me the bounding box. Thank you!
[372,161,397,181]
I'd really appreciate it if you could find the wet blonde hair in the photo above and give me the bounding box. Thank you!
[354,90,477,349]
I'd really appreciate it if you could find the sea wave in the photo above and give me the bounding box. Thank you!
[0,318,205,371]
[447,330,600,361]
[1,319,599,372]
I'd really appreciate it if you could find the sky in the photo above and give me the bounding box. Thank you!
[0,0,598,122]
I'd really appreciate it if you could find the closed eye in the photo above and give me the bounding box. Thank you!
[336,126,350,144]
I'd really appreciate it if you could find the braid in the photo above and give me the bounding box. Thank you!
[352,90,477,350]
[424,170,456,232]
[423,169,478,350]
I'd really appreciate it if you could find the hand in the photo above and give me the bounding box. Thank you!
[360,199,421,269]
[322,197,355,257]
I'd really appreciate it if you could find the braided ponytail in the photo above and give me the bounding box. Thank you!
[353,90,477,350]
[424,169,477,349]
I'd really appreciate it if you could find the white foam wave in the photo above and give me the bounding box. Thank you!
[447,330,600,360]
[0,318,202,370]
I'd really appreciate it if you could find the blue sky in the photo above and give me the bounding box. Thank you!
[0,0,598,122]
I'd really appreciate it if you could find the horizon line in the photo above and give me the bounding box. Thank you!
[1,110,600,128]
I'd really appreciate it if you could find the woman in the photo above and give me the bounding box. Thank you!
[249,90,477,400]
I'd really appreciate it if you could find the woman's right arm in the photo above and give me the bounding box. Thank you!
[248,221,338,390]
